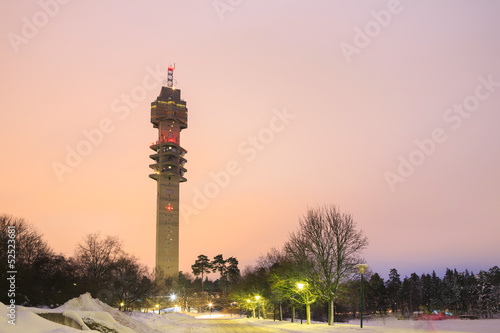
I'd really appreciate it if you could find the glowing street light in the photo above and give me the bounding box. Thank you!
[155,304,159,315]
[255,296,261,319]
[356,264,369,328]
[246,299,251,318]
[209,302,213,316]
[170,294,177,301]
[297,283,305,324]
[120,302,124,311]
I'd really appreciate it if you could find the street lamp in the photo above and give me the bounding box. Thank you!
[297,283,305,324]
[155,304,159,315]
[170,294,177,312]
[246,299,251,318]
[356,264,369,328]
[255,296,261,319]
[209,302,213,316]
[120,302,124,311]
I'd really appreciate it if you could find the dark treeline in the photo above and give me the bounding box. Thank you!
[341,267,500,319]
[227,262,500,323]
[2,212,499,322]
[0,214,241,311]
[1,215,165,309]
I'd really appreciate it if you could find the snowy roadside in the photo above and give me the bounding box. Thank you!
[239,316,500,333]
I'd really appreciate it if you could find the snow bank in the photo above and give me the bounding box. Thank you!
[0,302,83,333]
[60,310,91,331]
[1,293,161,333]
[55,293,157,333]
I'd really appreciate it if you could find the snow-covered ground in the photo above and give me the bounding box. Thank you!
[1,294,499,332]
[242,316,500,333]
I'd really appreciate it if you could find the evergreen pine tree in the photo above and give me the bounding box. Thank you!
[386,268,402,314]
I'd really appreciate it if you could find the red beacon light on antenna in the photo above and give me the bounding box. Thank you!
[167,64,175,88]
[166,204,173,211]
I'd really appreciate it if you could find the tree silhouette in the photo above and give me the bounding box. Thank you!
[192,254,212,291]
[212,254,227,293]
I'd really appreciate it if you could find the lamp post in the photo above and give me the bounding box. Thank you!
[297,283,304,324]
[255,296,261,319]
[170,294,177,312]
[246,299,250,318]
[120,302,124,311]
[155,304,159,315]
[209,302,213,316]
[231,302,236,317]
[355,264,369,328]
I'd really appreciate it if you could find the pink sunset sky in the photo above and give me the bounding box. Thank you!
[1,0,499,279]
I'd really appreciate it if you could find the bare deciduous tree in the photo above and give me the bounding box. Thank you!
[75,232,123,282]
[0,214,53,268]
[285,205,368,325]
[1,214,56,305]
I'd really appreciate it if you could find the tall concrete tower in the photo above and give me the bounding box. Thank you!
[149,65,187,277]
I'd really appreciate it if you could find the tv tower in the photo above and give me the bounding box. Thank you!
[149,64,187,277]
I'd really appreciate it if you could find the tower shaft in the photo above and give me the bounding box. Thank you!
[149,85,188,278]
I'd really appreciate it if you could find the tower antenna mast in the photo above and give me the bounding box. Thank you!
[167,64,175,88]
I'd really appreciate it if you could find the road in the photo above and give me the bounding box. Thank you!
[178,318,284,333]
[162,316,500,333]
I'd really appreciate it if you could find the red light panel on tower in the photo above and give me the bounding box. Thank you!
[166,204,173,211]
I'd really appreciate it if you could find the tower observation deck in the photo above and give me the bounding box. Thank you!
[149,66,187,277]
